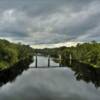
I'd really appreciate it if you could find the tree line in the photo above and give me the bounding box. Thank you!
[35,41,100,68]
[0,39,34,70]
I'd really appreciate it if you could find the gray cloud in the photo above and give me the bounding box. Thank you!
[0,0,100,44]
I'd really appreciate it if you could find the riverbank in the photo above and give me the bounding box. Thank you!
[0,39,34,70]
[35,41,100,68]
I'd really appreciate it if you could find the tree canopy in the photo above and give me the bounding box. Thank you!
[0,39,34,70]
[35,41,100,68]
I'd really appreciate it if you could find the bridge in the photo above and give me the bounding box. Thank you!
[30,54,72,68]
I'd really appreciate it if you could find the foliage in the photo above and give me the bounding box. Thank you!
[35,41,100,68]
[0,39,34,70]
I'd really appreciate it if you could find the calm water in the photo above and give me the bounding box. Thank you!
[0,56,100,100]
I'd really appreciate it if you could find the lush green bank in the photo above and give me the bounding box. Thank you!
[35,41,100,68]
[0,39,34,70]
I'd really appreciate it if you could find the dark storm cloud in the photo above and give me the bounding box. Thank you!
[0,0,100,44]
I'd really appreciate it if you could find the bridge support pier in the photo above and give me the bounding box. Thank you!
[59,55,62,67]
[35,54,38,68]
[34,54,62,68]
[48,55,50,67]
[69,54,72,65]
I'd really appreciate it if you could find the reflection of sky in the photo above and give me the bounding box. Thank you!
[30,56,59,67]
[0,0,100,45]
[0,57,100,100]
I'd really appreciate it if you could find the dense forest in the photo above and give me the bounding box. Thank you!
[0,39,34,70]
[35,41,100,68]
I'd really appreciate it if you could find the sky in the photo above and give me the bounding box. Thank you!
[0,0,100,46]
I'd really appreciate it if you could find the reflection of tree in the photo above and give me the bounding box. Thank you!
[63,60,100,88]
[0,57,33,87]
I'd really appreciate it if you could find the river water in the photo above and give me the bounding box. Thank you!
[0,56,100,100]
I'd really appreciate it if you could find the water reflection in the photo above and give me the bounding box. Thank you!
[62,60,100,88]
[0,68,100,100]
[0,56,100,100]
[0,58,32,87]
[30,56,59,67]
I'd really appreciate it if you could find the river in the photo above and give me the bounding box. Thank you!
[0,56,100,100]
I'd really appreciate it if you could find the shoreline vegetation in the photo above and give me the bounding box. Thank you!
[0,39,100,70]
[0,39,100,87]
[35,41,100,68]
[0,39,34,70]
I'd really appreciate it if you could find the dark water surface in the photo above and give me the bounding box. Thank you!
[0,56,100,100]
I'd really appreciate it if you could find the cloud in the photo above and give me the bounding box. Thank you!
[0,0,100,44]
